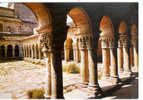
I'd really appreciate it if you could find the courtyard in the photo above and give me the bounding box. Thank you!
[0,60,138,99]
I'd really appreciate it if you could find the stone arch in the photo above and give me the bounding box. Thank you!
[15,45,19,57]
[100,16,114,38]
[24,3,52,33]
[68,7,92,36]
[7,45,13,58]
[119,21,128,34]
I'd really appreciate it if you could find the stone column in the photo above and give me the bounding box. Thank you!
[19,45,23,57]
[123,40,132,75]
[76,41,80,63]
[31,46,34,59]
[72,42,76,61]
[44,49,52,98]
[34,45,38,59]
[79,37,89,83]
[12,45,15,58]
[133,46,138,70]
[109,40,119,81]
[40,33,52,98]
[64,48,70,62]
[38,45,42,59]
[86,37,98,86]
[27,46,29,58]
[102,48,110,78]
[5,45,7,58]
[117,47,123,72]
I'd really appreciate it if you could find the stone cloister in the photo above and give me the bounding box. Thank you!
[0,3,138,99]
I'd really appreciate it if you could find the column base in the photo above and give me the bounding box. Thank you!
[119,68,124,73]
[81,81,89,85]
[101,74,110,80]
[44,94,51,99]
[133,66,138,72]
[123,70,132,77]
[110,76,122,85]
[88,85,103,99]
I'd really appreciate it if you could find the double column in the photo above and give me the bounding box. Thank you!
[78,37,89,83]
[118,34,132,76]
[100,39,110,78]
[100,37,119,82]
[40,32,63,99]
[72,40,80,63]
[131,24,138,71]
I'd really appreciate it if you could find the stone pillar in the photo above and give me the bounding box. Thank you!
[79,37,89,83]
[38,44,41,59]
[64,48,70,62]
[27,46,29,58]
[86,37,98,86]
[76,41,80,63]
[31,46,34,59]
[72,42,76,61]
[34,45,38,59]
[110,48,117,77]
[131,24,138,71]
[40,33,52,98]
[19,45,23,57]
[123,40,132,76]
[12,45,15,58]
[102,48,110,78]
[133,46,138,70]
[5,45,7,58]
[117,47,123,72]
[44,49,52,98]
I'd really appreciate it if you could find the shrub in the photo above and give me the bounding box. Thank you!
[27,88,44,99]
[63,63,80,73]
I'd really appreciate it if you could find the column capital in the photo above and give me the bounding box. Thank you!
[119,34,129,48]
[39,32,53,57]
[78,36,88,50]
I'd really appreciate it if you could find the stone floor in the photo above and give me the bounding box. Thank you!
[0,60,81,99]
[0,60,138,99]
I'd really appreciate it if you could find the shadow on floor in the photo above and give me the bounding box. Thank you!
[102,72,138,99]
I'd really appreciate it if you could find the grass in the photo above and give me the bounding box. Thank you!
[27,88,44,99]
[63,63,80,74]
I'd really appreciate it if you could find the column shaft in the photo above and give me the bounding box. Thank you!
[64,48,69,61]
[117,48,123,72]
[133,47,138,69]
[44,53,52,98]
[80,49,89,83]
[88,49,98,86]
[110,48,118,77]
[102,48,110,78]
[123,47,130,72]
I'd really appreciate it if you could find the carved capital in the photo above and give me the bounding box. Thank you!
[108,40,114,48]
[100,40,108,48]
[39,32,53,57]
[78,36,87,50]
[119,34,128,48]
[118,40,123,48]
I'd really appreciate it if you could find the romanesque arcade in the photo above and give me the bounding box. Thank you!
[0,3,138,99]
